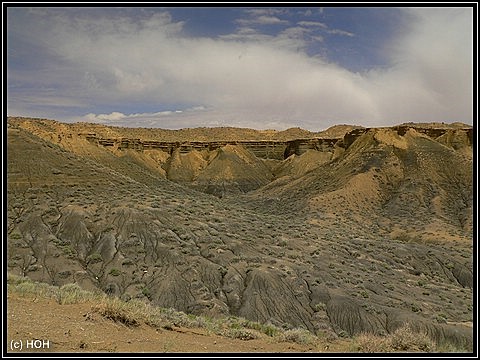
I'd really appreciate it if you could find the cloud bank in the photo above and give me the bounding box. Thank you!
[7,7,473,130]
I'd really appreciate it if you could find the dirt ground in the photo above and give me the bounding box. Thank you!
[6,293,346,354]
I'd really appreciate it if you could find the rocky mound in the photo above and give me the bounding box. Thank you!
[246,127,473,243]
[191,145,274,197]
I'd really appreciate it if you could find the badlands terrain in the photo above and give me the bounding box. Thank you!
[6,117,473,352]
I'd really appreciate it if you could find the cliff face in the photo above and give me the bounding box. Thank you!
[86,135,341,161]
[76,124,474,160]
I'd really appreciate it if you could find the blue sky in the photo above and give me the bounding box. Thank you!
[6,6,473,130]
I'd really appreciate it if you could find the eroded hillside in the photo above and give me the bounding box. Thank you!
[6,117,473,351]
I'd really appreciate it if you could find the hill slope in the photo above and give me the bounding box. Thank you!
[6,117,473,351]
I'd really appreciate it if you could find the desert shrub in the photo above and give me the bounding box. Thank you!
[417,280,426,287]
[261,324,280,337]
[388,323,435,352]
[280,328,315,345]
[314,303,327,312]
[9,233,22,240]
[224,328,258,341]
[141,287,152,300]
[8,276,57,299]
[60,245,76,259]
[56,283,96,305]
[7,273,30,285]
[109,268,121,276]
[158,307,210,329]
[360,290,369,298]
[354,332,390,352]
[7,274,101,304]
[10,280,45,297]
[93,298,141,327]
[435,314,448,324]
[354,323,435,353]
[435,342,471,353]
[410,304,422,313]
[86,252,102,264]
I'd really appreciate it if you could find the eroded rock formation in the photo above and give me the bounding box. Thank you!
[6,117,473,349]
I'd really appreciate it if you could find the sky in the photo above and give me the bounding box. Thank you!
[6,5,474,131]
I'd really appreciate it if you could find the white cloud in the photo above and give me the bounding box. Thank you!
[364,7,473,124]
[297,20,327,28]
[219,27,280,44]
[85,111,126,122]
[327,29,355,37]
[244,9,286,17]
[237,15,290,26]
[78,106,304,130]
[297,20,354,40]
[8,8,473,130]
[218,25,314,51]
[80,106,211,126]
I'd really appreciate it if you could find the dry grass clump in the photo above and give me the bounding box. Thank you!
[56,283,99,305]
[388,324,435,352]
[353,333,390,353]
[279,328,316,345]
[92,298,142,327]
[353,323,436,353]
[7,273,101,304]
[7,274,57,299]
